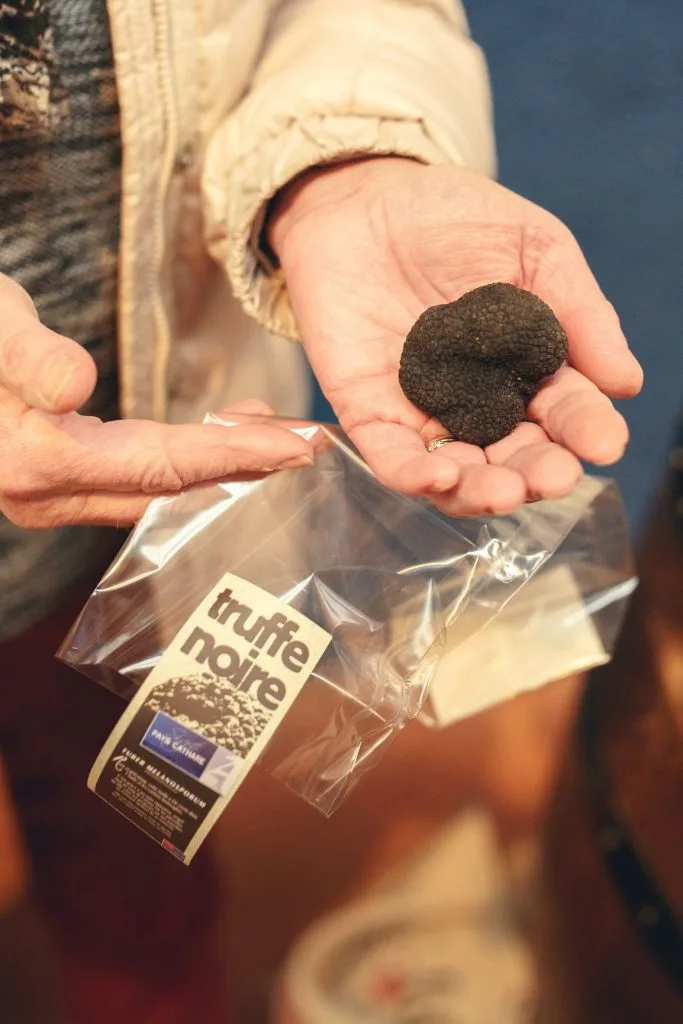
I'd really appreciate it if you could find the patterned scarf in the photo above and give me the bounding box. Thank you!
[0,0,68,135]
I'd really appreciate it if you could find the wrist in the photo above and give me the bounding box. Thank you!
[264,156,416,264]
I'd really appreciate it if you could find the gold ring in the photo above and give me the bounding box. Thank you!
[426,436,456,453]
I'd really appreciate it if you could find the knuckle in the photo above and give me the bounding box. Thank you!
[546,211,575,242]
[603,299,622,327]
[138,459,186,495]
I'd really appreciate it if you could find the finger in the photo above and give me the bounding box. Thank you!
[497,442,582,500]
[217,399,276,416]
[562,303,643,399]
[420,417,487,468]
[349,420,464,495]
[0,274,96,413]
[326,371,463,495]
[2,469,296,530]
[213,401,325,450]
[432,463,528,517]
[0,491,153,530]
[528,365,629,466]
[485,420,550,456]
[533,235,642,398]
[485,422,583,499]
[52,418,317,492]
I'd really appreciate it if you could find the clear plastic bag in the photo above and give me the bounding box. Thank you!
[58,415,635,816]
[422,474,637,725]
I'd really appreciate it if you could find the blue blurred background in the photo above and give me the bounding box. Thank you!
[311,0,683,535]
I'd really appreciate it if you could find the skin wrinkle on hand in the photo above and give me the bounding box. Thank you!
[399,282,568,448]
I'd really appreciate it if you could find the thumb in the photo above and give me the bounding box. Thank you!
[560,301,643,400]
[0,274,97,413]
[532,231,643,399]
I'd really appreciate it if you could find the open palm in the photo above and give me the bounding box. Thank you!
[273,160,642,515]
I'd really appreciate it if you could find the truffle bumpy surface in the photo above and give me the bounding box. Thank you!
[398,283,568,447]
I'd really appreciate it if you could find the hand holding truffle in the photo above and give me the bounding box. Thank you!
[399,283,569,448]
[269,159,642,516]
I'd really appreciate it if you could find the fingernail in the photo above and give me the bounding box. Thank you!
[280,454,315,469]
[39,356,80,408]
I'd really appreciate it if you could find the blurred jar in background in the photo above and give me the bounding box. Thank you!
[220,671,582,1022]
[272,812,537,1024]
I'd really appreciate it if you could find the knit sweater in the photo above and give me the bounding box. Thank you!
[0,0,121,642]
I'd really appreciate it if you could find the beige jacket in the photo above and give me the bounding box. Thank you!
[107,0,495,425]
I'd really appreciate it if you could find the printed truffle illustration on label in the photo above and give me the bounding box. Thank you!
[88,574,332,863]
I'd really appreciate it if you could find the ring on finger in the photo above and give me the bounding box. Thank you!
[426,436,456,453]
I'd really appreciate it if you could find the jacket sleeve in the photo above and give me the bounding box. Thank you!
[202,0,496,340]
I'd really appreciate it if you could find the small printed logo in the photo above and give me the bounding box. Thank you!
[141,711,217,780]
[111,754,128,773]
[200,747,244,797]
[161,839,186,862]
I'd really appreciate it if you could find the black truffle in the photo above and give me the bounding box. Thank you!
[398,283,568,447]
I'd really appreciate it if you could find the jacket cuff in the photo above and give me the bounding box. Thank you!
[206,117,458,340]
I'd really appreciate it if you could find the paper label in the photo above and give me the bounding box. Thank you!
[88,573,331,862]
[428,565,610,726]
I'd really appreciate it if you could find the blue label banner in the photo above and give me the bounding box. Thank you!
[141,711,217,779]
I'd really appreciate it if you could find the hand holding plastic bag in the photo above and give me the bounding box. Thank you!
[59,415,634,817]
